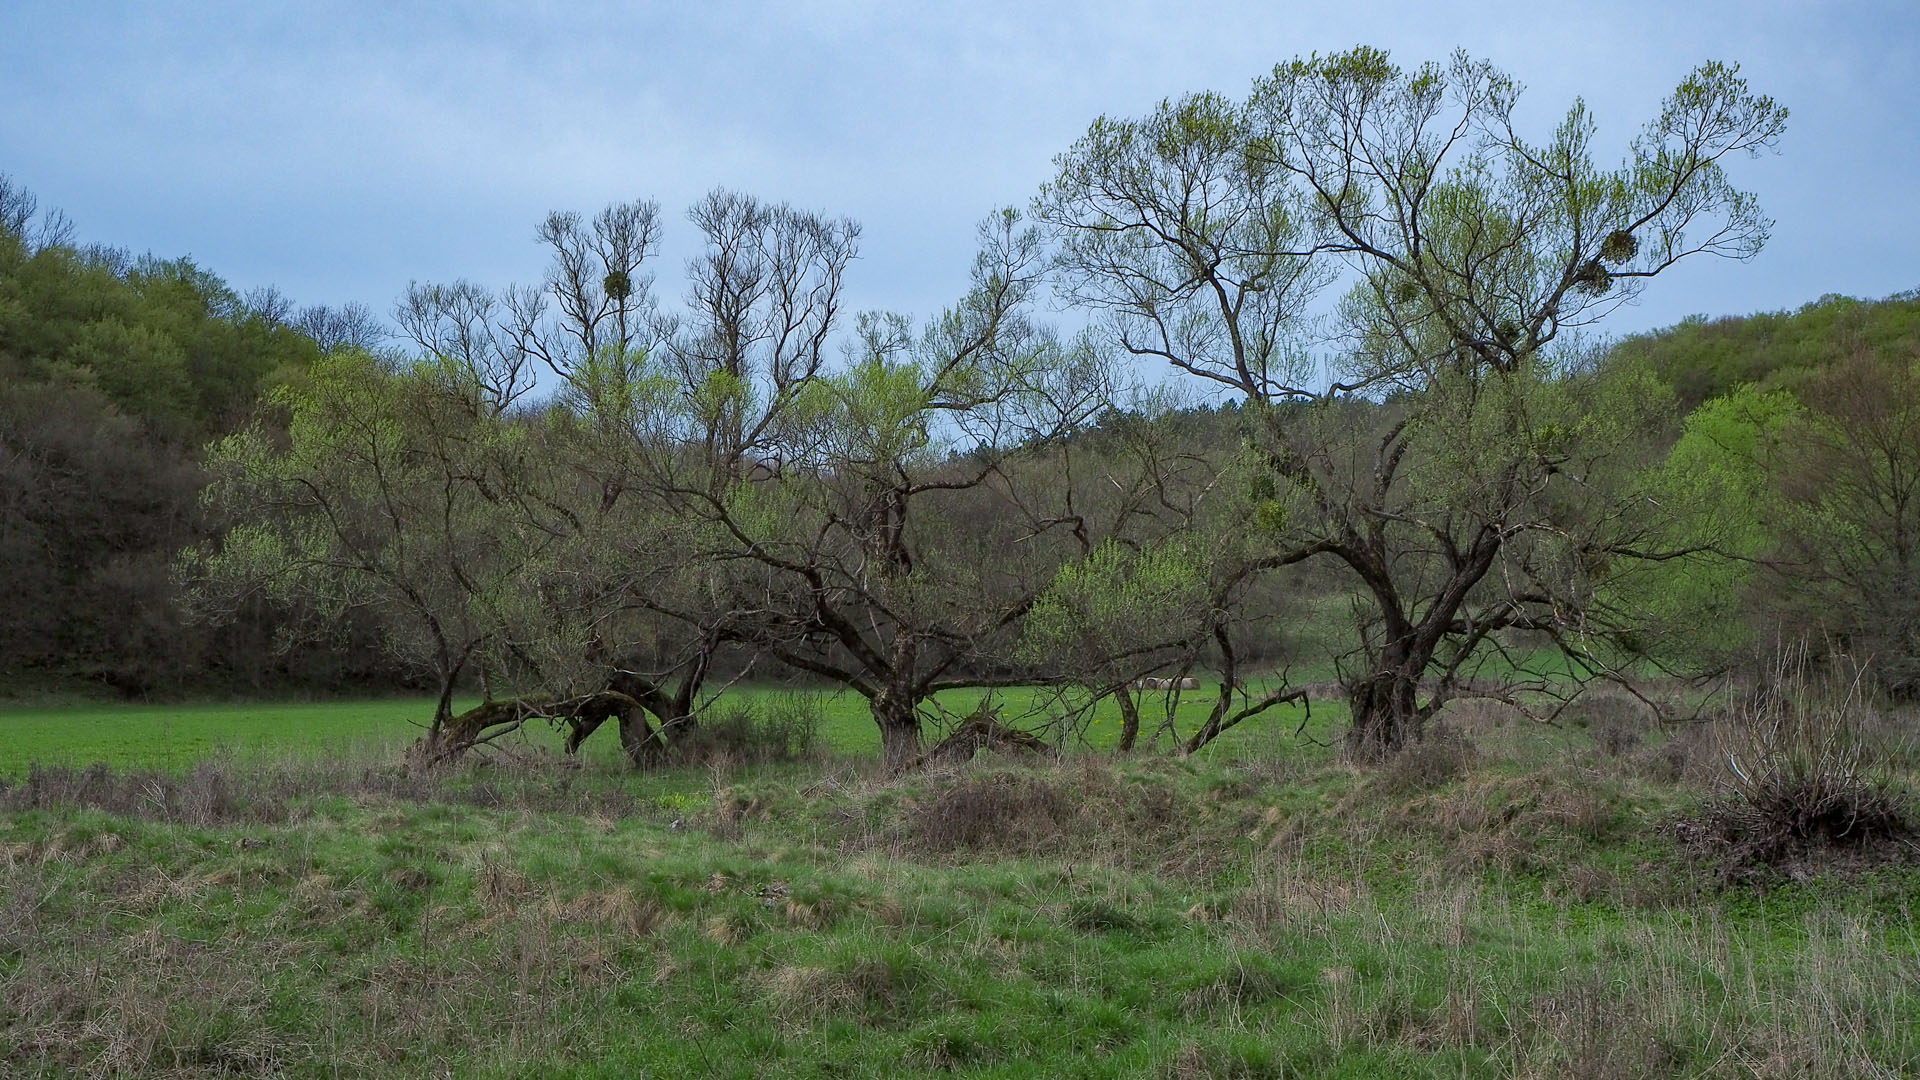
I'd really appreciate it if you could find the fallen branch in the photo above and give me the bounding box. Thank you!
[908,707,1055,771]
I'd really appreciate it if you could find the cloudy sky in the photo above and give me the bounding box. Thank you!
[3,1,1914,343]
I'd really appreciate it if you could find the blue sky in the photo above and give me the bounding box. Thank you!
[3,1,1915,343]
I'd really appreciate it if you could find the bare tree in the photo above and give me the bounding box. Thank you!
[296,301,389,353]
[526,192,861,756]
[394,280,536,414]
[1769,350,1920,695]
[0,173,75,252]
[242,286,296,328]
[492,199,667,410]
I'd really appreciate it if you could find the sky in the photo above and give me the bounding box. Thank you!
[2,0,1915,346]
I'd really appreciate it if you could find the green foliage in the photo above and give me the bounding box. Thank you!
[0,233,319,441]
[190,351,593,703]
[1612,385,1797,664]
[0,188,329,691]
[1021,539,1212,673]
[821,337,938,463]
[1044,46,1788,755]
[1766,352,1920,693]
[1613,289,1920,410]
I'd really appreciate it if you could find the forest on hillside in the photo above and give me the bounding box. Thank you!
[2,50,1915,767]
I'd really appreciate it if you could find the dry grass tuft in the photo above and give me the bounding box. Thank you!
[762,964,858,1022]
[1367,726,1476,797]
[554,889,667,938]
[1160,1039,1288,1080]
[884,759,1198,874]
[703,911,757,946]
[1687,652,1917,872]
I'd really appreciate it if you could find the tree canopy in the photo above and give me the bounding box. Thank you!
[1038,48,1787,754]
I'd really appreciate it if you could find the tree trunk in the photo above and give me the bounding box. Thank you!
[872,689,922,773]
[1113,687,1141,753]
[422,692,645,767]
[564,700,668,768]
[1344,667,1424,762]
[616,705,663,768]
[559,670,705,767]
[419,699,527,765]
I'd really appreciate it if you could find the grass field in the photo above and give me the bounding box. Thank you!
[2,685,1915,1077]
[0,684,1310,775]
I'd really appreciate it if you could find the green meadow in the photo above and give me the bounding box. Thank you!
[0,686,1308,774]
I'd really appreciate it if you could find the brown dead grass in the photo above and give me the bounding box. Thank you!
[883,758,1204,874]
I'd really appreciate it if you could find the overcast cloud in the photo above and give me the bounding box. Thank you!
[2,1,1914,344]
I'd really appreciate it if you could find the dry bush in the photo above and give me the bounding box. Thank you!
[1378,771,1628,877]
[0,753,652,825]
[903,770,1073,854]
[0,760,257,825]
[1695,651,1916,869]
[1367,726,1477,798]
[888,760,1193,869]
[1632,721,1718,786]
[664,695,823,767]
[1573,692,1652,759]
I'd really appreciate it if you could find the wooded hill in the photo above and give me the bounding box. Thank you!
[1615,289,1920,409]
[0,178,405,696]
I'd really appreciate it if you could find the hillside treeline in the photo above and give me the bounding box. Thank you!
[0,177,410,696]
[1616,290,1920,409]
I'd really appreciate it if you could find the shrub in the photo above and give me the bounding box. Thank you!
[904,771,1073,854]
[1368,726,1476,798]
[1633,721,1716,785]
[1573,692,1649,758]
[887,760,1197,869]
[1699,650,1915,866]
[666,695,822,766]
